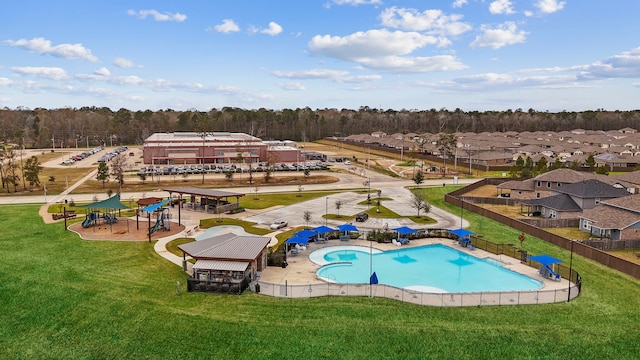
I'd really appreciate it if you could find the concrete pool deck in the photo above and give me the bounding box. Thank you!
[257,236,571,293]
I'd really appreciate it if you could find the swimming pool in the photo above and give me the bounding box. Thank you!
[313,244,542,293]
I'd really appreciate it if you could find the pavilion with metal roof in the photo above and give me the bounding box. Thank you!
[163,187,246,226]
[178,232,270,294]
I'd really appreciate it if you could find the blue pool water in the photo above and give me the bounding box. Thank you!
[314,244,542,293]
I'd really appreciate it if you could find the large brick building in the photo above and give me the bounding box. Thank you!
[142,132,301,165]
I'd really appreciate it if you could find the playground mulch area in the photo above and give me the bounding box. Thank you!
[68,218,185,241]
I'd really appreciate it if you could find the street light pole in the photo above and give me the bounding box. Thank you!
[325,197,328,226]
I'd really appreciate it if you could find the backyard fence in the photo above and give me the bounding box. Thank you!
[445,178,640,279]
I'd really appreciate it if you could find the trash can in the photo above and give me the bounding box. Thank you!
[255,283,261,293]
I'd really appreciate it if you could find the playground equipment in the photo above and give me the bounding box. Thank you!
[148,207,171,235]
[82,212,98,228]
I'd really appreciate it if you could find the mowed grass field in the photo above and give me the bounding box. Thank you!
[2,202,640,359]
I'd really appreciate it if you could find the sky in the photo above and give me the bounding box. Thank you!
[1,0,639,112]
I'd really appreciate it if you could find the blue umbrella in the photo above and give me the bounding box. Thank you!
[370,272,379,285]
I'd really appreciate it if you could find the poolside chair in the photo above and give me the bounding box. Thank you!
[295,244,307,251]
[290,248,299,256]
[392,239,401,247]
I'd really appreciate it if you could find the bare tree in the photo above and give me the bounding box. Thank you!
[410,193,431,217]
[303,211,312,228]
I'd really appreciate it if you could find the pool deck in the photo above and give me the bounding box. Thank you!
[257,237,570,293]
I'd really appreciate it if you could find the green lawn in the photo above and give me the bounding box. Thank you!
[2,203,640,359]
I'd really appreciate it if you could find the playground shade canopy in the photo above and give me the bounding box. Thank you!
[77,195,130,210]
[528,254,564,266]
[448,228,474,237]
[393,226,418,235]
[141,199,169,213]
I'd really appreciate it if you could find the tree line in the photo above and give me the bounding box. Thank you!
[1,106,640,149]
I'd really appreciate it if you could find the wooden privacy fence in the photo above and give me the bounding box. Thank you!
[445,179,640,279]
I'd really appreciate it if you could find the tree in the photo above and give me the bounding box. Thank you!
[225,170,234,181]
[585,154,596,170]
[334,200,343,218]
[96,162,110,188]
[409,193,431,217]
[437,133,457,177]
[1,147,20,193]
[48,175,56,184]
[412,170,424,187]
[23,156,43,190]
[110,154,127,191]
[303,211,312,228]
[534,157,548,175]
[509,156,525,177]
[595,165,609,175]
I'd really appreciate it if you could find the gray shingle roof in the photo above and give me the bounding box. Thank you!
[520,193,582,212]
[553,179,630,198]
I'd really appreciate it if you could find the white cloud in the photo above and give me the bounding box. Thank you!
[309,29,438,61]
[273,69,350,80]
[5,37,97,62]
[470,22,527,49]
[379,7,472,36]
[489,0,515,15]
[278,82,306,91]
[0,77,14,86]
[534,0,566,14]
[452,0,468,8]
[261,22,283,36]
[12,66,68,80]
[127,9,187,22]
[94,67,111,77]
[578,47,640,79]
[212,19,240,33]
[358,55,467,73]
[113,57,139,68]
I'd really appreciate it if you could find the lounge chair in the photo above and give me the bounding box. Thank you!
[398,237,410,245]
[295,244,307,251]
[392,239,401,247]
[290,248,299,256]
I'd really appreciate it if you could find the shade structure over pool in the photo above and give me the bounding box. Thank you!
[312,225,335,235]
[528,254,564,266]
[338,223,359,232]
[294,229,317,239]
[393,226,418,235]
[448,228,474,238]
[285,236,310,245]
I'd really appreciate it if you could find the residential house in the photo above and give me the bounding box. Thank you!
[579,195,640,240]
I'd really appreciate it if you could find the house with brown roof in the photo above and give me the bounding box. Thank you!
[519,179,630,219]
[178,232,271,293]
[579,195,640,240]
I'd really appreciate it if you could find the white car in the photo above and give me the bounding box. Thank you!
[344,160,351,165]
[270,220,288,230]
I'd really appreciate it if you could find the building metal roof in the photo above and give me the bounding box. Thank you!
[178,233,271,261]
[163,187,245,199]
[193,260,249,272]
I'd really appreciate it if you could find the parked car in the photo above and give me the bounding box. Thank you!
[270,220,288,230]
[344,160,351,165]
[355,212,369,222]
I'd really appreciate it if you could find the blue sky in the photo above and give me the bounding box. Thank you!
[1,0,639,112]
